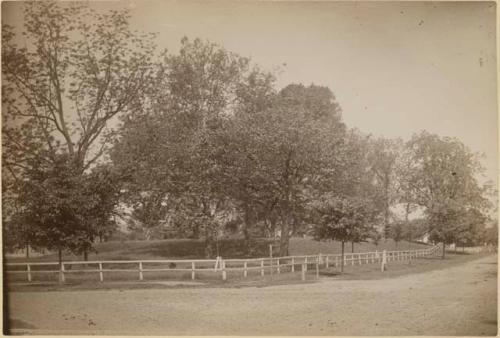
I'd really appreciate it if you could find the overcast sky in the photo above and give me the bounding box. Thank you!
[2,1,498,185]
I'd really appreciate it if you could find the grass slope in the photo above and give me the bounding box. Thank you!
[6,237,429,263]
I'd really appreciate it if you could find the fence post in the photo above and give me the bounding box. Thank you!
[325,255,329,269]
[261,259,264,276]
[358,254,361,265]
[222,260,227,281]
[60,263,66,283]
[139,262,143,281]
[381,250,387,272]
[27,264,32,282]
[99,262,104,282]
[244,261,248,278]
[291,257,295,272]
[277,259,280,274]
[351,254,354,266]
[192,261,196,280]
[301,263,306,281]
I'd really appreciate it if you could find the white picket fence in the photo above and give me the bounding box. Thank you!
[5,245,446,284]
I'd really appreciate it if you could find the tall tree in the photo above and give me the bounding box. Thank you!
[368,138,401,239]
[215,67,277,250]
[404,131,491,258]
[2,1,156,256]
[111,38,254,257]
[231,84,346,256]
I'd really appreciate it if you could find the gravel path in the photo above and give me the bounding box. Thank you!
[7,254,497,335]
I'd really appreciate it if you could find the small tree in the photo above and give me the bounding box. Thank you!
[16,155,120,273]
[309,194,377,273]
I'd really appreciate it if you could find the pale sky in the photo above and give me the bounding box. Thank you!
[2,1,498,186]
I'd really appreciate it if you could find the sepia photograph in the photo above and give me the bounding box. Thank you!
[1,0,498,335]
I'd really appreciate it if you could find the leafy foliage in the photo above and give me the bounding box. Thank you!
[3,2,496,261]
[12,155,120,259]
[403,132,492,256]
[2,1,155,258]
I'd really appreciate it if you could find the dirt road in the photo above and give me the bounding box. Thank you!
[7,254,497,335]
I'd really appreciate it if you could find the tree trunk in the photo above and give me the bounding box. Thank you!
[243,207,255,254]
[242,226,251,253]
[83,248,88,261]
[204,225,214,259]
[395,241,398,248]
[384,178,390,240]
[279,217,290,257]
[442,242,446,259]
[25,244,29,259]
[58,248,63,284]
[341,241,345,273]
[405,203,411,252]
[192,224,200,239]
[351,241,354,253]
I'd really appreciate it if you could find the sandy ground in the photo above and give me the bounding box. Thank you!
[6,254,497,336]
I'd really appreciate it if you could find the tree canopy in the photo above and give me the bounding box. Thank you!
[2,2,496,262]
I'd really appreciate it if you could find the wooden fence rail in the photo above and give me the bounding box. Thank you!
[5,245,445,283]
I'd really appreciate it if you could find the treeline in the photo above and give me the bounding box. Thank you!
[2,2,497,264]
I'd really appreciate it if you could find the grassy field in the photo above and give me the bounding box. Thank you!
[6,237,430,263]
[5,237,432,284]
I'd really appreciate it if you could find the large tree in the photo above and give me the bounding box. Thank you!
[230,84,346,256]
[2,1,156,257]
[367,138,401,239]
[308,128,380,263]
[111,37,256,257]
[404,131,491,258]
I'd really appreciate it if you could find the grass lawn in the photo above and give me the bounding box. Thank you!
[5,237,435,286]
[5,237,430,263]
